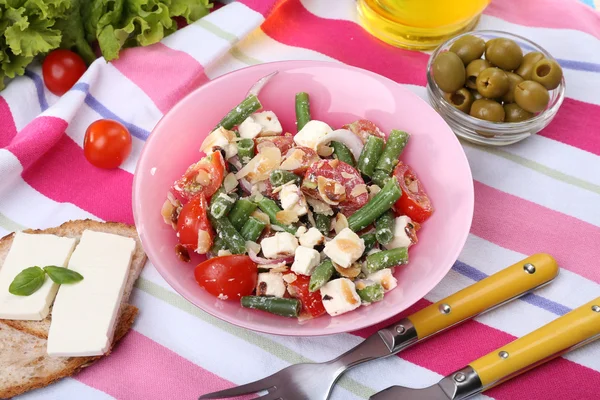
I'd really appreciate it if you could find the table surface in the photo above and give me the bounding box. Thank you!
[1,1,600,400]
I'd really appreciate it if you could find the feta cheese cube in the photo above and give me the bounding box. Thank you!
[383,216,413,250]
[280,184,308,216]
[299,228,324,248]
[320,278,361,316]
[323,228,365,268]
[295,226,308,238]
[238,116,262,139]
[291,246,320,275]
[200,127,238,158]
[257,272,286,297]
[366,269,398,292]
[293,120,332,150]
[254,111,282,136]
[261,232,299,259]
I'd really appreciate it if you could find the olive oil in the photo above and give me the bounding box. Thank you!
[357,0,491,50]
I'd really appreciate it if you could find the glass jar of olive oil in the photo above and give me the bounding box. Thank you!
[357,0,491,50]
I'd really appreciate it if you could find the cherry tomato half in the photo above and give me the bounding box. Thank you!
[177,194,214,254]
[172,152,225,204]
[42,49,87,96]
[194,255,258,300]
[393,162,433,223]
[84,119,132,169]
[286,273,326,318]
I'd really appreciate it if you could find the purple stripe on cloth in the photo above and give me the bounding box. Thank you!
[24,70,48,111]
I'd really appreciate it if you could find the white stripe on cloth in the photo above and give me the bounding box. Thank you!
[1,78,41,132]
[0,149,23,198]
[16,378,115,400]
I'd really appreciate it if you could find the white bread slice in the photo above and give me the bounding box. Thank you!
[0,303,138,399]
[0,219,147,338]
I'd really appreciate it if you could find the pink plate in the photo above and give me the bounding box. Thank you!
[133,61,474,336]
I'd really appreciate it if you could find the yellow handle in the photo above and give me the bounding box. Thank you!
[407,253,558,339]
[471,297,600,388]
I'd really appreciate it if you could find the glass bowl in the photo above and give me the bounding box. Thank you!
[426,30,565,146]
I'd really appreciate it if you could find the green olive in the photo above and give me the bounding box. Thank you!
[514,80,550,113]
[515,52,545,80]
[531,59,563,90]
[465,59,492,89]
[444,88,475,113]
[476,68,509,98]
[432,51,467,93]
[485,38,523,71]
[504,103,535,122]
[449,35,486,65]
[501,72,524,103]
[470,99,505,122]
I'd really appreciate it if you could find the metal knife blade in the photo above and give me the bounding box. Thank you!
[370,384,451,400]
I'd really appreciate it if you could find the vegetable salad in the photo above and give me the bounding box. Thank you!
[162,88,433,320]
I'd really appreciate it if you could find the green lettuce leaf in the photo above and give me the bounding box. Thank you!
[170,0,212,23]
[54,0,96,64]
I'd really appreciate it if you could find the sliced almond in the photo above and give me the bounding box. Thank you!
[334,262,361,279]
[317,176,346,205]
[368,184,381,199]
[251,210,271,224]
[196,229,212,254]
[341,171,355,179]
[282,273,297,283]
[270,265,290,273]
[280,148,305,171]
[334,213,349,234]
[223,172,238,193]
[245,240,261,255]
[161,199,175,227]
[350,184,367,197]
[317,144,334,157]
[306,197,334,216]
[275,210,299,225]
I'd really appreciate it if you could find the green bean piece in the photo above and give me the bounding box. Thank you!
[375,130,410,174]
[237,138,255,166]
[331,141,355,167]
[357,135,385,178]
[357,283,385,303]
[228,199,258,231]
[308,260,335,292]
[270,170,301,187]
[241,296,301,318]
[361,233,378,254]
[348,177,402,232]
[215,94,262,131]
[314,213,332,235]
[365,247,408,274]
[371,170,391,187]
[375,210,395,245]
[210,190,237,219]
[240,217,267,242]
[257,197,297,234]
[210,236,227,253]
[295,92,311,131]
[208,215,247,255]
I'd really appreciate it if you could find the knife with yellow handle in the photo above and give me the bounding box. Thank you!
[371,296,600,400]
[199,254,558,400]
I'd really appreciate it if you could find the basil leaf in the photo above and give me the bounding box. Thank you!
[43,266,84,284]
[9,267,46,296]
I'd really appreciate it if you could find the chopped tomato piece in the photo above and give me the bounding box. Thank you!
[255,134,294,154]
[194,256,258,300]
[172,152,225,203]
[393,162,433,223]
[286,273,326,318]
[177,195,214,254]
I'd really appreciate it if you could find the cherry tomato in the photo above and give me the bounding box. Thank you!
[342,119,386,143]
[286,273,326,318]
[393,162,433,223]
[172,152,225,203]
[42,49,87,96]
[84,119,132,169]
[194,255,258,300]
[255,134,295,154]
[303,160,368,215]
[177,194,214,253]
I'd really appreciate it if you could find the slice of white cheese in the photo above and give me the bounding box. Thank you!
[47,230,136,357]
[0,232,76,321]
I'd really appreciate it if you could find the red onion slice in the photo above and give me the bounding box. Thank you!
[316,129,364,161]
[248,249,294,265]
[247,71,278,97]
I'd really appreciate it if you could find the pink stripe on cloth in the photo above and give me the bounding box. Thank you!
[486,0,600,41]
[538,98,600,156]
[6,116,67,170]
[112,43,209,114]
[353,299,600,400]
[76,330,250,400]
[472,181,600,284]
[261,0,428,87]
[0,97,17,148]
[20,134,134,224]
[237,0,281,17]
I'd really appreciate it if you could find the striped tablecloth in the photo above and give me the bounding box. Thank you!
[1,0,600,399]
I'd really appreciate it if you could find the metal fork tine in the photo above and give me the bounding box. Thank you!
[198,376,276,399]
[254,392,283,400]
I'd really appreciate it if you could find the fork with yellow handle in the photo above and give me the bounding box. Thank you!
[371,296,600,400]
